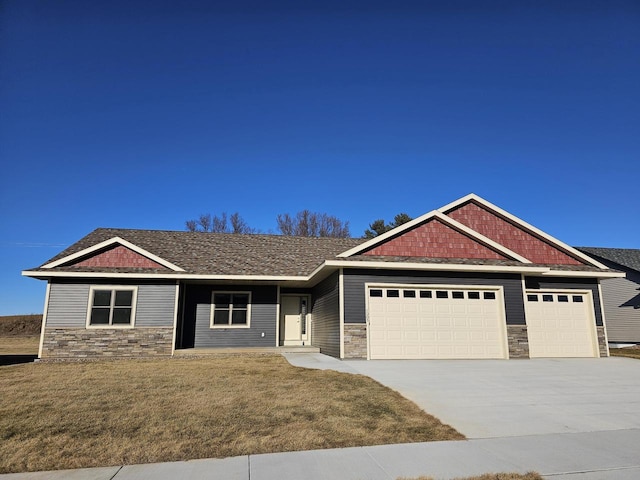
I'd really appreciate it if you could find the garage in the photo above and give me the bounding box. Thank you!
[367,285,508,359]
[525,291,598,358]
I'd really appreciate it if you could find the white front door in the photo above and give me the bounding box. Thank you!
[280,295,310,346]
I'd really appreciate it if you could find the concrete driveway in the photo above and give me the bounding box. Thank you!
[342,357,640,438]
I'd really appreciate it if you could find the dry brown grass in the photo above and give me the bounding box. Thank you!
[0,335,39,355]
[402,473,543,480]
[610,348,640,359]
[0,355,463,473]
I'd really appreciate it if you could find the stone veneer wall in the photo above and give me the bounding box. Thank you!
[596,326,608,357]
[506,325,530,359]
[40,327,173,359]
[343,324,367,359]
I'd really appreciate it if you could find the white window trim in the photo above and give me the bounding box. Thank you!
[86,285,138,329]
[210,291,252,329]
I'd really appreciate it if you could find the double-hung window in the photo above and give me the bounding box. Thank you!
[87,286,137,327]
[211,292,251,328]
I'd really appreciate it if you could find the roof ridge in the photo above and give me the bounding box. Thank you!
[89,227,365,242]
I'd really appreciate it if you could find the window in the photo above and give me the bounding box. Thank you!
[419,290,433,298]
[452,291,464,299]
[436,291,448,299]
[403,290,416,298]
[87,287,137,327]
[483,291,496,300]
[527,294,539,302]
[558,295,569,302]
[369,289,383,297]
[572,295,584,303]
[387,290,400,298]
[543,295,553,302]
[211,292,251,328]
[468,291,481,300]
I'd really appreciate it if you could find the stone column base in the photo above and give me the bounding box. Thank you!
[507,325,530,359]
[343,324,367,359]
[596,326,608,357]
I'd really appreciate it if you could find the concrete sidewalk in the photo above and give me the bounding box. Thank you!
[3,429,640,479]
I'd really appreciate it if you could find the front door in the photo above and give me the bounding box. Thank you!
[280,295,310,346]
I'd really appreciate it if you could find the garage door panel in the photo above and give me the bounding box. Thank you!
[525,291,597,358]
[368,286,507,359]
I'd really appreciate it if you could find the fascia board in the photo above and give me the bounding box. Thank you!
[21,270,306,281]
[323,260,550,274]
[540,270,625,279]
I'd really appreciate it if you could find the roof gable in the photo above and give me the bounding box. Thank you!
[42,236,185,272]
[439,194,608,268]
[362,217,510,260]
[66,244,168,269]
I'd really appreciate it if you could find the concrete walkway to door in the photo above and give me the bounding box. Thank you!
[285,354,640,439]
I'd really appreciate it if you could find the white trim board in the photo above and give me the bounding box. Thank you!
[41,237,185,272]
[22,260,623,282]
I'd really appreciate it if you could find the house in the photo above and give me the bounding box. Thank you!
[576,247,640,345]
[23,194,622,360]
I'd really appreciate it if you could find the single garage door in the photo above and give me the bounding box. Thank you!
[367,285,508,359]
[525,291,598,358]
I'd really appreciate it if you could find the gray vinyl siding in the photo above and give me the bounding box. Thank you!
[45,281,176,328]
[525,276,603,326]
[188,285,277,348]
[343,269,525,325]
[46,283,91,327]
[596,272,640,342]
[133,284,176,327]
[311,272,341,358]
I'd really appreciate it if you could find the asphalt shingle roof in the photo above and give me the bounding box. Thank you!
[577,247,640,273]
[29,228,613,277]
[38,228,365,276]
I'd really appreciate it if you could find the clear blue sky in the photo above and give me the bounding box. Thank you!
[1,1,638,315]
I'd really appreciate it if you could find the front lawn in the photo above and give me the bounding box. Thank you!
[0,335,39,355]
[0,355,463,473]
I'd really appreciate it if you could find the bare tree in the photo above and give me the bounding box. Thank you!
[185,212,254,233]
[229,212,254,234]
[276,210,350,238]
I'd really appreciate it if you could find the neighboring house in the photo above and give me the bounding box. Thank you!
[23,194,622,360]
[576,247,640,345]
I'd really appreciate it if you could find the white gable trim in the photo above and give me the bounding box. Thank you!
[40,237,186,272]
[337,208,531,263]
[437,193,609,270]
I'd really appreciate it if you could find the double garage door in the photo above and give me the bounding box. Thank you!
[368,285,508,359]
[367,285,599,359]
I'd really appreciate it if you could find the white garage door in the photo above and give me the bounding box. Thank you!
[367,286,508,360]
[525,291,598,358]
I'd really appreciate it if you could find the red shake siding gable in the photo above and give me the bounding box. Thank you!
[446,202,583,265]
[362,219,508,259]
[70,245,167,269]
